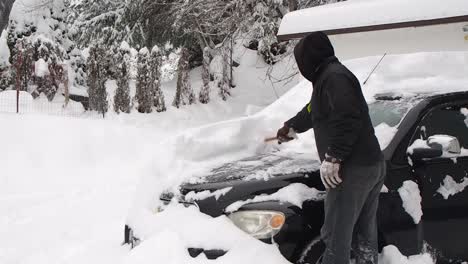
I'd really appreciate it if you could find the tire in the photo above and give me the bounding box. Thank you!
[297,236,325,264]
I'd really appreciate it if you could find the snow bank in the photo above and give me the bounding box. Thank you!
[398,181,423,224]
[379,245,434,264]
[437,175,468,200]
[126,204,290,264]
[0,113,163,264]
[225,183,325,213]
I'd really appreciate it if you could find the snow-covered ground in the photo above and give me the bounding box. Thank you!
[1,51,468,264]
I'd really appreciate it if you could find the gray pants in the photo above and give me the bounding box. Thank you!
[321,159,386,264]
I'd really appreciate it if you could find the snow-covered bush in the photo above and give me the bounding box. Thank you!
[136,47,153,113]
[113,42,131,114]
[199,47,211,104]
[5,0,74,100]
[172,47,195,108]
[30,37,65,101]
[68,47,87,89]
[149,45,166,112]
[87,45,108,115]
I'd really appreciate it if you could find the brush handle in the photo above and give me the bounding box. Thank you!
[264,137,278,143]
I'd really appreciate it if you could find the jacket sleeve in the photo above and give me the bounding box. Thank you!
[324,74,363,161]
[285,104,314,133]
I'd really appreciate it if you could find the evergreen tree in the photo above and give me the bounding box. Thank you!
[149,45,166,112]
[87,46,108,115]
[68,47,87,89]
[199,47,211,104]
[172,47,195,108]
[113,42,131,114]
[219,45,231,100]
[6,1,73,100]
[136,47,152,113]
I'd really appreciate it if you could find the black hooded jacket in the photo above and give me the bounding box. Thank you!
[286,32,382,165]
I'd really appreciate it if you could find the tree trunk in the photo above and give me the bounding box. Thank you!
[0,0,15,32]
[288,0,298,11]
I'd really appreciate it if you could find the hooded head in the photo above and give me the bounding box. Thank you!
[294,32,335,83]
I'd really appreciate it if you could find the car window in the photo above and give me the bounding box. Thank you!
[369,99,415,127]
[410,103,468,152]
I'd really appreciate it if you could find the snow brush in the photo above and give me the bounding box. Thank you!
[264,129,298,144]
[264,137,278,143]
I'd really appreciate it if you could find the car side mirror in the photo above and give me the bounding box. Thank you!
[427,135,461,154]
[409,135,461,161]
[410,148,443,160]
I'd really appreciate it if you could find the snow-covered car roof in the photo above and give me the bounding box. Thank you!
[277,0,468,60]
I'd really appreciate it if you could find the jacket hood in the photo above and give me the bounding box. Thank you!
[294,32,335,83]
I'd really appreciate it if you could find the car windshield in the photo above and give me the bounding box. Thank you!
[369,98,415,127]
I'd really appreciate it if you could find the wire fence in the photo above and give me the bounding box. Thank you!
[0,89,91,118]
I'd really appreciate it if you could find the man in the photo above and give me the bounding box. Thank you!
[277,32,385,264]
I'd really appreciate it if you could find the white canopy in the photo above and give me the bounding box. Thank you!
[278,0,468,60]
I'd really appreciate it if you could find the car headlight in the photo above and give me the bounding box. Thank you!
[228,210,286,239]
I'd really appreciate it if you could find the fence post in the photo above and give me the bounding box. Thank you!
[15,42,23,114]
[62,63,69,108]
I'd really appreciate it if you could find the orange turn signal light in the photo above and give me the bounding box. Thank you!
[270,214,285,229]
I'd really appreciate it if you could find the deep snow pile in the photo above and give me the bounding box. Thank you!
[1,51,468,264]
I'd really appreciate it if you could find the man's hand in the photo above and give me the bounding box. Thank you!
[277,124,296,144]
[320,154,342,189]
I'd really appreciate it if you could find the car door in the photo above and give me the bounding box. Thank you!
[408,102,468,261]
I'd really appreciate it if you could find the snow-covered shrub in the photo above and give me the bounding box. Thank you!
[209,45,231,101]
[149,45,166,112]
[172,47,195,108]
[113,42,131,114]
[68,47,87,89]
[30,37,65,101]
[6,1,73,100]
[199,47,211,104]
[87,45,108,115]
[136,47,152,113]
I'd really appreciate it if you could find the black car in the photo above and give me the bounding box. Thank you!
[124,91,468,263]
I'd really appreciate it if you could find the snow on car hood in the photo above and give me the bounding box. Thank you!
[186,153,320,185]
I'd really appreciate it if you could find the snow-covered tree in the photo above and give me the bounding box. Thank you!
[30,37,65,100]
[198,47,211,104]
[87,45,108,115]
[149,45,166,112]
[136,47,152,113]
[68,47,87,89]
[5,0,74,100]
[172,47,195,108]
[219,45,231,100]
[113,42,131,114]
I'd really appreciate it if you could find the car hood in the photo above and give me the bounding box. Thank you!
[161,153,323,217]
